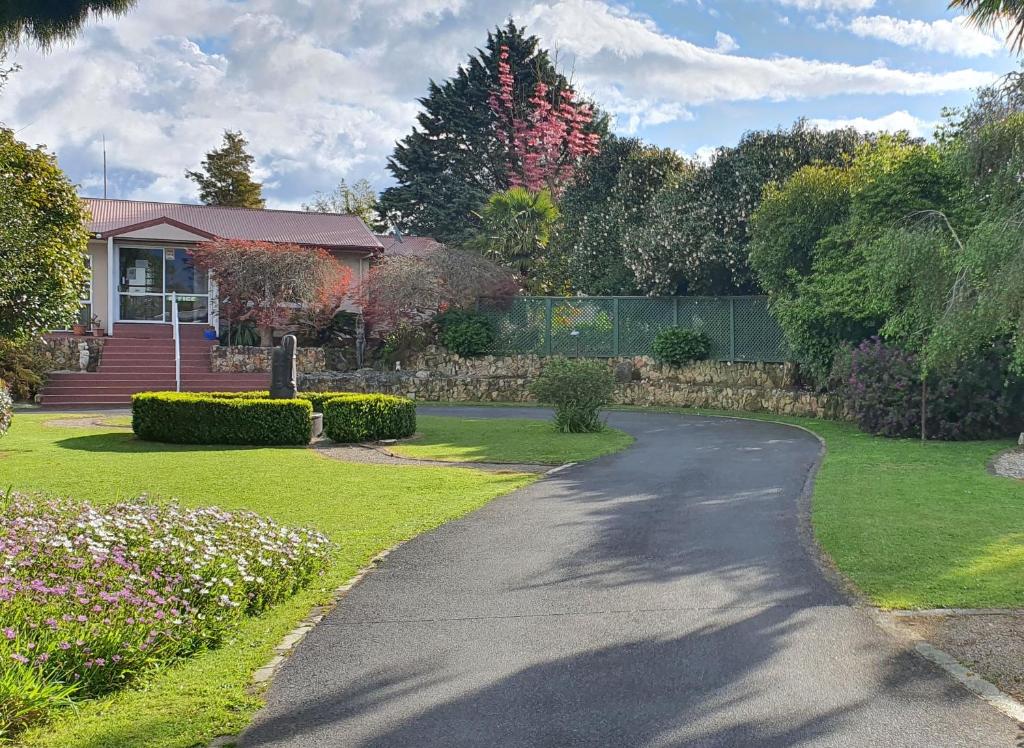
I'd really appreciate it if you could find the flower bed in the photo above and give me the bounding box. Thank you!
[0,493,332,737]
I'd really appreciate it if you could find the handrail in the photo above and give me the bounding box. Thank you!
[171,292,181,392]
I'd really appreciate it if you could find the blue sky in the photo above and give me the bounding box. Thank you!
[0,0,1016,208]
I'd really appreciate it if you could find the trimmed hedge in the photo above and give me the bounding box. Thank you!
[132,392,312,445]
[322,394,416,443]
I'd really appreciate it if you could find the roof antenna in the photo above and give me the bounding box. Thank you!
[102,133,108,199]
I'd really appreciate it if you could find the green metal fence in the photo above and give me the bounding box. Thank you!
[476,296,788,362]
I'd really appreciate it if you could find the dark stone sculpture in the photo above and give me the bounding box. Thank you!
[270,333,298,398]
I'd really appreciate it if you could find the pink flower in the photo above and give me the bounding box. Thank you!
[3,627,14,640]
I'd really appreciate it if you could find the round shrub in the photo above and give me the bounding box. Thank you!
[0,378,12,437]
[530,358,615,433]
[323,394,416,443]
[132,392,312,445]
[436,308,496,357]
[652,327,712,366]
[845,337,1024,440]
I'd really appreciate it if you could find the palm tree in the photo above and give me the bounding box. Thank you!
[1,1,137,51]
[472,187,560,281]
[949,0,1024,53]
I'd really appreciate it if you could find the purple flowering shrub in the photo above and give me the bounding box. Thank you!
[0,494,333,736]
[845,338,1024,440]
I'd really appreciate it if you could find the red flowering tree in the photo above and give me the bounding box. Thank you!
[489,44,601,195]
[191,239,351,346]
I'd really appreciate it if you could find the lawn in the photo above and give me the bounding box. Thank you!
[608,406,1024,610]
[0,412,629,747]
[391,414,634,464]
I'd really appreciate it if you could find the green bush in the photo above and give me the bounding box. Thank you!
[132,392,312,445]
[0,338,52,401]
[322,394,416,443]
[436,308,495,357]
[652,327,711,366]
[0,378,11,437]
[530,358,615,433]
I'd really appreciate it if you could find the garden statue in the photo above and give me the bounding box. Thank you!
[270,334,298,398]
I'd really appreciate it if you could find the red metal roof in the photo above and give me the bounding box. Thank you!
[376,232,444,257]
[84,198,382,250]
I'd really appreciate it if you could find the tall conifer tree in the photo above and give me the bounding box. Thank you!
[186,130,265,209]
[380,21,605,245]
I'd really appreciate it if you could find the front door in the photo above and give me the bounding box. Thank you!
[117,246,210,323]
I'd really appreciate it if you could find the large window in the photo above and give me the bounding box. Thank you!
[118,246,209,323]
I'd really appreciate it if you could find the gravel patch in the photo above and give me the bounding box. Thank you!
[890,611,1024,703]
[313,443,548,473]
[992,448,1024,480]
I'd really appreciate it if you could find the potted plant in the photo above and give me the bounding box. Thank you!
[90,315,105,337]
[71,320,88,336]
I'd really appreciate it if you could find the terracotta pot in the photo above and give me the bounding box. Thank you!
[92,328,105,337]
[71,323,88,336]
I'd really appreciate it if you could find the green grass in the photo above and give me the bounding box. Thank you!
[390,414,634,464]
[0,413,547,748]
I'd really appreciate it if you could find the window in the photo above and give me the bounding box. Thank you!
[117,246,209,323]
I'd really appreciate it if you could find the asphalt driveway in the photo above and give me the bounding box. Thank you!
[240,408,1021,747]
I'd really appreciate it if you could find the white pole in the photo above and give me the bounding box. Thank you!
[172,292,181,392]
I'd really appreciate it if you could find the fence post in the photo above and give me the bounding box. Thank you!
[729,297,736,362]
[612,298,619,356]
[673,296,679,326]
[545,298,553,356]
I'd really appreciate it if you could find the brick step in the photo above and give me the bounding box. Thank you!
[99,356,211,364]
[43,375,178,383]
[98,363,210,371]
[112,324,213,340]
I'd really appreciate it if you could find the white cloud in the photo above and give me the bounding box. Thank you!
[525,0,994,110]
[714,31,738,53]
[809,110,937,138]
[849,15,1005,57]
[775,0,875,10]
[0,0,998,206]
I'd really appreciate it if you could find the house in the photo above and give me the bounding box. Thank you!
[376,230,445,258]
[41,198,385,407]
[77,198,382,335]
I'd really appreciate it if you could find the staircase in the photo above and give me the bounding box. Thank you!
[40,324,269,408]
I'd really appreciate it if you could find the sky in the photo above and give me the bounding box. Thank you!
[0,0,1017,209]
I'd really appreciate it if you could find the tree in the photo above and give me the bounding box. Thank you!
[622,121,865,295]
[1,0,135,51]
[186,130,265,209]
[949,0,1024,53]
[468,187,559,287]
[0,126,90,339]
[545,136,690,295]
[303,179,384,231]
[380,21,606,245]
[749,164,852,297]
[489,44,600,195]
[359,246,515,328]
[190,240,351,346]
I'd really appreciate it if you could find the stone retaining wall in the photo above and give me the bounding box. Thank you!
[211,346,327,373]
[303,348,849,420]
[42,336,106,372]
